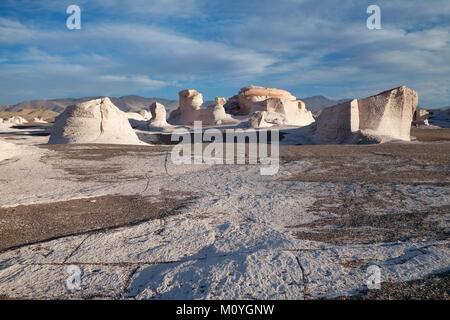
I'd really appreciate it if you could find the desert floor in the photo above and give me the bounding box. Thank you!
[0,126,449,299]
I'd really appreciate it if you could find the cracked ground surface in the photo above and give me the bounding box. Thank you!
[0,130,449,299]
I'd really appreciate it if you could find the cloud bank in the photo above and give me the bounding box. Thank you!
[0,0,449,107]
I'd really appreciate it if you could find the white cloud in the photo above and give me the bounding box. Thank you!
[0,0,449,106]
[99,74,168,88]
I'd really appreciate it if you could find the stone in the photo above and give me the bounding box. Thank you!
[139,110,152,121]
[313,99,360,144]
[0,119,10,130]
[126,112,148,129]
[168,89,215,125]
[313,86,418,143]
[249,111,273,129]
[148,102,171,129]
[265,98,315,127]
[32,117,47,123]
[179,89,203,111]
[226,86,297,115]
[224,86,315,128]
[412,108,429,126]
[7,116,28,126]
[48,97,142,145]
[211,97,240,125]
[357,86,417,141]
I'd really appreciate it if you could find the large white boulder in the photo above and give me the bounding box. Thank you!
[226,86,297,115]
[139,109,152,121]
[313,99,360,144]
[126,111,148,129]
[148,102,171,129]
[168,89,216,125]
[313,86,418,143]
[48,97,142,145]
[265,98,315,127]
[357,86,417,141]
[246,97,315,129]
[210,97,240,125]
[249,111,273,129]
[225,86,315,128]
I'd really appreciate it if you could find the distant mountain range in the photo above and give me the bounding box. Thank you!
[0,95,180,113]
[301,96,350,112]
[0,94,347,115]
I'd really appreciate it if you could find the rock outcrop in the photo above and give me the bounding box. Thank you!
[0,119,9,130]
[249,111,273,129]
[126,112,148,129]
[313,86,418,143]
[412,108,429,126]
[7,116,28,126]
[49,97,141,145]
[226,86,297,115]
[264,98,315,127]
[148,102,171,129]
[168,89,215,125]
[210,97,240,125]
[139,110,152,121]
[224,86,315,128]
[313,99,360,144]
[32,117,47,123]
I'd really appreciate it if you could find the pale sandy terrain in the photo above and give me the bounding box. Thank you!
[0,109,59,122]
[0,125,449,299]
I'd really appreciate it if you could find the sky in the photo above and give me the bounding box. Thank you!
[0,0,449,107]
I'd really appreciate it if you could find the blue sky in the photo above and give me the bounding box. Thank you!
[0,0,449,107]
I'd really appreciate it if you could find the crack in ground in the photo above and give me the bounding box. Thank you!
[63,234,92,263]
[295,256,310,300]
[121,266,140,299]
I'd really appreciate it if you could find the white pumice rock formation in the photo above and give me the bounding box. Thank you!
[313,99,360,144]
[32,117,47,123]
[7,116,28,126]
[210,97,240,125]
[126,112,145,120]
[168,89,216,125]
[126,112,149,129]
[139,110,152,121]
[0,119,10,130]
[264,98,315,127]
[313,86,418,143]
[225,86,315,128]
[225,86,297,115]
[249,111,273,128]
[244,98,315,128]
[148,102,171,129]
[412,108,429,126]
[48,97,142,145]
